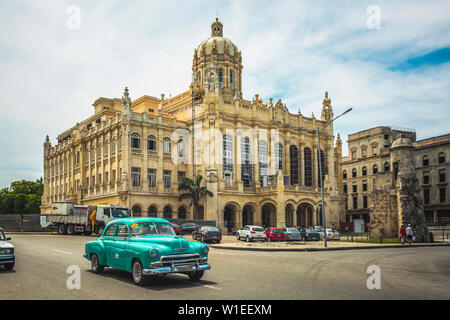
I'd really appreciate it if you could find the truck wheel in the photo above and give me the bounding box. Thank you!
[188,270,204,281]
[67,225,75,235]
[91,254,104,274]
[132,260,148,286]
[57,224,67,235]
[4,263,14,271]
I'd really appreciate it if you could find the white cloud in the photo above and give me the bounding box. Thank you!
[0,0,449,186]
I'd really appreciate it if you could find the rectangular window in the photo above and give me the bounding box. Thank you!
[351,150,356,160]
[92,175,95,185]
[163,170,171,189]
[363,195,368,209]
[424,189,430,204]
[131,167,141,187]
[105,172,109,183]
[148,169,156,188]
[423,172,430,185]
[352,195,358,209]
[363,182,367,192]
[439,169,446,183]
[112,170,116,183]
[353,184,357,193]
[178,171,186,185]
[98,173,102,184]
[86,177,89,186]
[343,184,347,194]
[440,188,446,203]
[361,148,367,158]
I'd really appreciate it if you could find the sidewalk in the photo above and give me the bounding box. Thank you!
[209,235,450,252]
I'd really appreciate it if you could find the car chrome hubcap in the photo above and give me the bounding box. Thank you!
[133,263,142,282]
[92,256,97,271]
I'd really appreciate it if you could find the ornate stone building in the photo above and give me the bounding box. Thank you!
[41,19,344,234]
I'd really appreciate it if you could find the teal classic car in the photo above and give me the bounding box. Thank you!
[84,217,210,285]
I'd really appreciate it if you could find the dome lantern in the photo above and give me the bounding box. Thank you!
[211,18,223,37]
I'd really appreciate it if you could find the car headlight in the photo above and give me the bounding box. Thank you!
[148,248,159,258]
[201,245,209,254]
[1,248,13,255]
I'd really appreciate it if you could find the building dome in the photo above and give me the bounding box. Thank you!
[194,18,240,60]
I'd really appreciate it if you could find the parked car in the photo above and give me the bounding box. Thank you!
[180,223,199,235]
[326,228,341,240]
[170,223,181,235]
[265,227,286,241]
[282,227,302,241]
[193,226,222,243]
[84,217,211,285]
[299,228,321,241]
[0,227,15,271]
[236,225,266,242]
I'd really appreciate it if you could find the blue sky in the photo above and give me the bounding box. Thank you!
[0,0,449,187]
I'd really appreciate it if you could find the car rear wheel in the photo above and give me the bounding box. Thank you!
[91,254,104,274]
[132,260,148,286]
[188,270,204,281]
[57,224,67,235]
[67,225,75,235]
[246,236,250,242]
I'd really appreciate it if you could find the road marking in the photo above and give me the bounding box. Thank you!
[203,285,221,290]
[53,249,73,255]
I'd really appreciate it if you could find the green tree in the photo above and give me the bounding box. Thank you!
[0,178,43,214]
[178,175,213,219]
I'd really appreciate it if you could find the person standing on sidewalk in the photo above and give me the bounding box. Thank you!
[400,225,406,244]
[406,224,414,245]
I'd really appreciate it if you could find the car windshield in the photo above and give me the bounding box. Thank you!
[112,208,130,218]
[205,227,219,231]
[0,230,5,241]
[305,229,315,233]
[287,228,299,233]
[130,222,175,237]
[252,227,264,232]
[272,229,283,233]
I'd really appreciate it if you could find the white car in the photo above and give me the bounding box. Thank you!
[236,225,266,242]
[325,228,340,240]
[0,228,15,271]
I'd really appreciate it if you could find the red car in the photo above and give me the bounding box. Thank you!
[265,227,286,241]
[170,223,181,235]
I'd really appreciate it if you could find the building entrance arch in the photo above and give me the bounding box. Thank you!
[261,203,277,228]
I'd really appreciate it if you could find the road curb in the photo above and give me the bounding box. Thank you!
[209,243,450,252]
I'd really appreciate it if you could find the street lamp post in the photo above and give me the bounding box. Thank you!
[317,107,352,248]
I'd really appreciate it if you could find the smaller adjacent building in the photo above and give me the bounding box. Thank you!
[342,126,450,234]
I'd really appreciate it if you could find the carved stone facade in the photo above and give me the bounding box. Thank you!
[41,19,344,234]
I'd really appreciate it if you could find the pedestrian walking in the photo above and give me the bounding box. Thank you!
[400,225,406,244]
[406,224,414,245]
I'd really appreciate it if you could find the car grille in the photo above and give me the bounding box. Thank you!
[160,253,201,266]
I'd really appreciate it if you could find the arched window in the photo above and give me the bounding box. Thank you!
[230,70,234,89]
[343,170,347,179]
[373,164,378,174]
[241,137,252,187]
[147,135,156,150]
[177,139,185,156]
[223,135,233,174]
[352,168,357,178]
[163,206,172,219]
[384,162,390,172]
[275,143,283,174]
[218,68,224,87]
[163,138,171,153]
[318,149,325,187]
[132,205,141,217]
[362,166,367,176]
[290,145,299,185]
[304,148,312,186]
[131,133,140,149]
[147,205,157,217]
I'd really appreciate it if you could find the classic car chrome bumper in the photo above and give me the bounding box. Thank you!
[144,254,210,275]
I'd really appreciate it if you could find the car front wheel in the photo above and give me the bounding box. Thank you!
[91,254,104,274]
[132,260,148,286]
[188,270,204,281]
[237,233,240,240]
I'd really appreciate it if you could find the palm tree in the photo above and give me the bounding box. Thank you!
[178,175,213,219]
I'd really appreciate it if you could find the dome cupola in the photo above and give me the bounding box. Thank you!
[192,18,243,98]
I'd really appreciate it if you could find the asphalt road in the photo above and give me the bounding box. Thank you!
[1,234,449,300]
